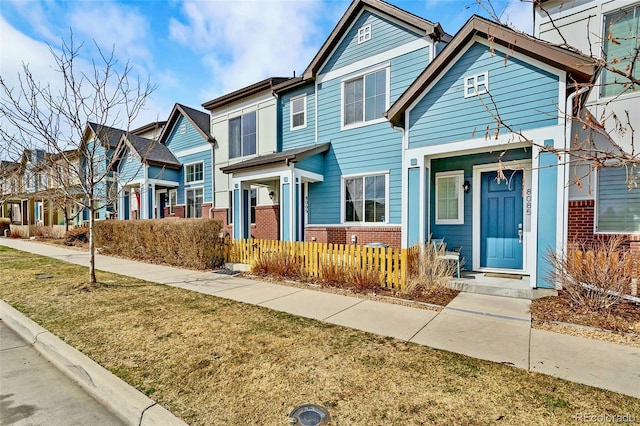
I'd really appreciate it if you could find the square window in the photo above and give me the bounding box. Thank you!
[464,72,489,98]
[343,173,387,223]
[596,167,640,232]
[185,162,204,183]
[343,68,387,127]
[291,95,306,129]
[357,24,371,44]
[435,171,464,224]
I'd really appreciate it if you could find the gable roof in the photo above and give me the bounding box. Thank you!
[131,121,167,136]
[386,15,598,126]
[201,77,291,111]
[158,103,213,146]
[302,0,447,81]
[85,122,128,148]
[220,143,331,174]
[121,133,181,169]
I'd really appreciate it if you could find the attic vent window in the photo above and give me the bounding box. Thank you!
[179,124,187,135]
[464,71,489,98]
[357,24,371,44]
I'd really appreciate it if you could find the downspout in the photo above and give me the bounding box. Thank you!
[209,137,215,219]
[561,86,590,252]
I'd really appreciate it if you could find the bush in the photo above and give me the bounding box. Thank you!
[0,218,9,235]
[94,219,225,269]
[64,227,89,246]
[548,237,636,312]
[319,263,348,288]
[348,267,381,293]
[252,250,304,280]
[405,243,459,296]
[33,225,62,239]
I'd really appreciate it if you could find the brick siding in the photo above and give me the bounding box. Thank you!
[305,226,401,248]
[252,205,279,240]
[568,199,640,251]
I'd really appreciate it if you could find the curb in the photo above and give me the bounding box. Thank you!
[0,300,188,426]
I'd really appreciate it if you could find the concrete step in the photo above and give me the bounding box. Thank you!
[448,280,557,300]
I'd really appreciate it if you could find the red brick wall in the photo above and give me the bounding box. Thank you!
[164,205,185,219]
[568,199,640,251]
[252,205,279,240]
[305,226,401,248]
[201,203,212,219]
[213,208,232,237]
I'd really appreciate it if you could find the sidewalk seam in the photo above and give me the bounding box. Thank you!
[256,288,306,305]
[322,299,366,321]
[445,306,530,322]
[138,402,158,426]
[406,309,442,342]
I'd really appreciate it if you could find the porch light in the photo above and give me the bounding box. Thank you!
[269,191,275,200]
[463,180,470,193]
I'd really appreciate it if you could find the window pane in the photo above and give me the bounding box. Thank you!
[344,79,364,125]
[597,167,640,232]
[242,113,257,156]
[229,117,241,158]
[436,175,460,221]
[601,7,640,97]
[292,98,304,114]
[345,178,363,221]
[364,175,385,222]
[364,69,386,121]
[293,112,305,127]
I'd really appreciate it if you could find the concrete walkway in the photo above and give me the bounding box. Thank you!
[1,238,639,399]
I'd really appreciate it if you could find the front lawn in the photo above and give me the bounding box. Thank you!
[0,246,637,425]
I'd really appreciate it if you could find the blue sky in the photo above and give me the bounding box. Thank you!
[0,0,532,127]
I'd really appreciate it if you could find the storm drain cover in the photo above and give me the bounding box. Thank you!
[213,269,240,276]
[289,404,330,426]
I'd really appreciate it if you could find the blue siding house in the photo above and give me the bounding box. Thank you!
[222,0,448,245]
[386,16,597,288]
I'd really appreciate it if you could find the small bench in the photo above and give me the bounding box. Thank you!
[431,238,461,278]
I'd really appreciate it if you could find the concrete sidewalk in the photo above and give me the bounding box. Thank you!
[1,238,639,399]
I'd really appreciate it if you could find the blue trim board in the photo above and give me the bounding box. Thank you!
[536,140,558,289]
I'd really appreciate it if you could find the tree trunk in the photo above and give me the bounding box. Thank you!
[89,201,97,284]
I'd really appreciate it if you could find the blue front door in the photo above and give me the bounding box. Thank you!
[480,170,523,269]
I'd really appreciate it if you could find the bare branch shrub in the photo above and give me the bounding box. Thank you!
[348,267,381,293]
[547,236,637,312]
[251,251,304,280]
[405,243,458,296]
[319,263,348,288]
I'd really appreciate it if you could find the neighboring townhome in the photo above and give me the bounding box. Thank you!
[46,149,84,229]
[535,0,640,249]
[0,160,22,223]
[221,0,448,245]
[205,77,290,239]
[153,103,214,219]
[386,15,597,288]
[81,121,165,222]
[116,132,181,220]
[10,149,48,226]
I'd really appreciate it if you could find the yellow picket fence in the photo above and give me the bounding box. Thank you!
[227,239,417,290]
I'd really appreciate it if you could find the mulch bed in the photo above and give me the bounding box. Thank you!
[530,291,640,335]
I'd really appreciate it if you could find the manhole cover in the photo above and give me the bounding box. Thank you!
[289,404,330,426]
[214,269,240,276]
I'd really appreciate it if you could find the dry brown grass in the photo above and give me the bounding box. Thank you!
[251,250,305,280]
[1,246,638,425]
[405,244,459,296]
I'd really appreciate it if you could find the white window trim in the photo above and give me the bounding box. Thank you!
[463,71,489,98]
[357,24,371,44]
[340,64,390,131]
[185,186,204,219]
[340,170,390,224]
[168,189,177,215]
[184,161,205,185]
[435,170,465,225]
[290,94,307,131]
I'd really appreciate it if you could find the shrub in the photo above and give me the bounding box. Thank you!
[64,227,89,246]
[348,267,381,293]
[33,225,61,239]
[251,250,304,280]
[94,219,225,269]
[405,243,459,296]
[319,263,348,288]
[0,218,9,235]
[547,236,636,312]
[8,231,22,239]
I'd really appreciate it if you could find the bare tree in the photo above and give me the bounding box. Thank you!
[0,34,155,284]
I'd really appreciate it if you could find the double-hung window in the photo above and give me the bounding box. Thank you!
[290,95,306,129]
[343,68,387,127]
[601,5,640,98]
[435,171,464,225]
[186,188,203,219]
[250,188,257,224]
[229,111,257,158]
[185,162,204,183]
[596,167,640,233]
[344,173,387,223]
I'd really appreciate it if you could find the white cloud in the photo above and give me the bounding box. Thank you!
[500,0,533,35]
[169,0,326,98]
